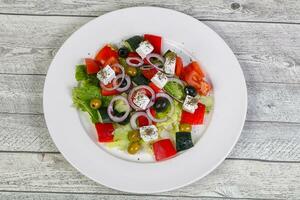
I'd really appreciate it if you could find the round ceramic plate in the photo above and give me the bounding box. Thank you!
[43,7,247,193]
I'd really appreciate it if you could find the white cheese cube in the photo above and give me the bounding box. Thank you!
[97,65,116,85]
[139,125,158,142]
[164,56,176,75]
[136,41,154,59]
[133,91,150,110]
[183,95,199,113]
[151,71,168,89]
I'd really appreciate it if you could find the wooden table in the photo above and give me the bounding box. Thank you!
[0,1,299,199]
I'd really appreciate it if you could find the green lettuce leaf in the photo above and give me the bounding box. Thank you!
[75,65,99,86]
[198,95,213,113]
[156,101,182,134]
[106,124,132,150]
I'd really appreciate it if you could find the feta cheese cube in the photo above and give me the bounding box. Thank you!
[164,55,176,75]
[183,95,199,113]
[139,125,158,142]
[136,41,154,59]
[133,91,150,110]
[151,71,168,89]
[97,65,116,85]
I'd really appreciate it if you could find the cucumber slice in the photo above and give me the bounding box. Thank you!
[124,35,143,51]
[98,107,112,123]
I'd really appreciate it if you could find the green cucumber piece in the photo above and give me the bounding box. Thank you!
[176,132,194,152]
[114,99,129,113]
[98,107,112,123]
[124,35,143,51]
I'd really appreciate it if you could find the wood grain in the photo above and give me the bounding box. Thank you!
[0,0,299,23]
[0,153,299,199]
[1,113,299,162]
[0,15,299,83]
[0,192,216,200]
[1,74,300,122]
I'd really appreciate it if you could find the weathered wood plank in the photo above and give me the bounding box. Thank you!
[1,74,300,122]
[1,112,299,162]
[0,153,299,199]
[0,0,299,23]
[0,192,216,200]
[0,15,299,83]
[0,113,57,152]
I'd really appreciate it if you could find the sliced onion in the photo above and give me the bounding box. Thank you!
[100,63,125,91]
[146,93,175,123]
[126,57,144,67]
[130,112,152,130]
[145,53,165,71]
[107,96,131,123]
[128,85,155,111]
[114,75,131,92]
[140,65,154,70]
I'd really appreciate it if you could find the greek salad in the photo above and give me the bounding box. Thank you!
[72,34,213,161]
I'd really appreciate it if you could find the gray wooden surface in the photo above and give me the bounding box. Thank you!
[0,1,299,199]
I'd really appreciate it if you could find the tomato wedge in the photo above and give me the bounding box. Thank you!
[95,45,118,66]
[149,82,163,93]
[185,61,205,78]
[85,58,100,74]
[197,80,211,96]
[144,34,162,54]
[101,88,120,96]
[175,56,183,77]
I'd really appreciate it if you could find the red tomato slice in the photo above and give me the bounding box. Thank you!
[95,45,118,66]
[197,80,211,96]
[128,52,140,57]
[175,56,183,77]
[95,123,114,142]
[85,58,100,74]
[138,116,150,127]
[185,61,205,78]
[103,56,119,67]
[153,139,177,161]
[144,34,162,54]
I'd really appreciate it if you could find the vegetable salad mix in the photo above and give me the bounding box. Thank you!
[72,34,213,161]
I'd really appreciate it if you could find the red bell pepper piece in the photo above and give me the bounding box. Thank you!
[95,123,114,142]
[149,82,163,93]
[138,116,150,127]
[101,88,120,96]
[85,58,100,74]
[180,103,206,125]
[144,34,162,54]
[141,68,158,80]
[95,45,118,66]
[175,56,183,77]
[153,139,177,161]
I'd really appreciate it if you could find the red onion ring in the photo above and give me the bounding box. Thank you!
[126,57,144,67]
[114,75,131,92]
[100,63,125,91]
[130,112,152,130]
[107,96,131,123]
[146,93,175,123]
[145,53,165,71]
[128,85,155,111]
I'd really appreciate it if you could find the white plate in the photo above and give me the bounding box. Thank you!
[43,7,247,193]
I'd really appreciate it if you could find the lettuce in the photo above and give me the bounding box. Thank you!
[156,101,182,134]
[198,95,213,113]
[106,124,132,150]
[75,65,99,86]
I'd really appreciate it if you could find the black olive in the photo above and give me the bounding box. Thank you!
[119,79,127,88]
[154,97,169,112]
[118,47,129,58]
[184,86,197,97]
